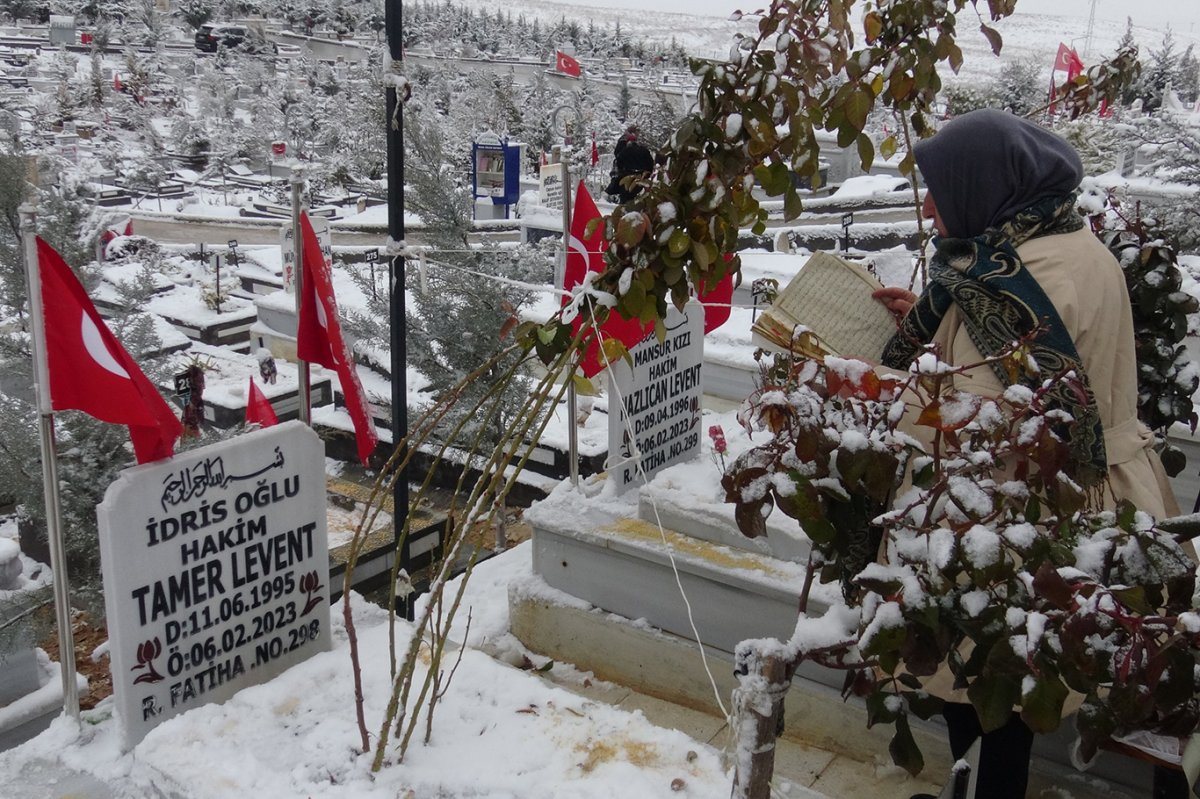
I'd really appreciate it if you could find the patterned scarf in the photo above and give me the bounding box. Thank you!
[881,194,1107,486]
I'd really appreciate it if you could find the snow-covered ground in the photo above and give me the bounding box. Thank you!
[0,528,799,799]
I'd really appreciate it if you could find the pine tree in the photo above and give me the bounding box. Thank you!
[992,60,1042,116]
[617,76,631,122]
[1116,17,1141,106]
[1177,44,1200,104]
[341,106,552,447]
[177,0,214,30]
[1141,28,1179,111]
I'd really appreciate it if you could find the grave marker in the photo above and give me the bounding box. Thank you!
[607,302,704,493]
[97,422,330,749]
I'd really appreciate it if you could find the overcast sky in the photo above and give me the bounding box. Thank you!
[561,0,1199,34]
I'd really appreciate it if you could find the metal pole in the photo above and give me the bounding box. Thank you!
[291,176,310,424]
[561,159,579,488]
[386,0,411,615]
[19,204,79,723]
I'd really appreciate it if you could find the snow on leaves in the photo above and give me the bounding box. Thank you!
[721,346,1200,776]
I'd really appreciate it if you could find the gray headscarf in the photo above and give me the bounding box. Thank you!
[913,108,1084,239]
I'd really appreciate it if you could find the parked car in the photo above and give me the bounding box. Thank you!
[194,24,277,55]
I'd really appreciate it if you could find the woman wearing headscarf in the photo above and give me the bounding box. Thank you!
[872,109,1184,798]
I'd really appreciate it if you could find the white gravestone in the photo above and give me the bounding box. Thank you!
[97,422,330,749]
[607,302,705,493]
[280,217,331,295]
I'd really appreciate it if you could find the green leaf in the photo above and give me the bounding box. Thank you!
[967,673,1021,733]
[879,134,898,161]
[1020,673,1068,733]
[862,617,906,660]
[1112,585,1153,615]
[888,714,925,777]
[782,186,803,220]
[595,339,626,371]
[866,689,899,727]
[843,88,871,133]
[856,133,875,172]
[667,228,690,257]
[754,161,791,197]
[615,212,646,246]
[903,690,944,721]
[1157,514,1200,542]
[571,374,599,397]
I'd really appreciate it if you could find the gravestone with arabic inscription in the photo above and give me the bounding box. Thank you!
[97,421,329,749]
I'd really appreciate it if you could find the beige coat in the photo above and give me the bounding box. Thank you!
[903,227,1181,705]
[925,226,1179,519]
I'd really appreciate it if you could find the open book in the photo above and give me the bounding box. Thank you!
[750,251,898,360]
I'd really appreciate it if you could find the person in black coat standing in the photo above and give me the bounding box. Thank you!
[606,126,654,204]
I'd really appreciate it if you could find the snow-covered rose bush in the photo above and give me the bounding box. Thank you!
[723,346,1199,774]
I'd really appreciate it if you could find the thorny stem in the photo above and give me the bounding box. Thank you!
[899,110,928,290]
[340,341,530,754]
[370,330,582,772]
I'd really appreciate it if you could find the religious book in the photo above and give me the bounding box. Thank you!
[750,251,898,360]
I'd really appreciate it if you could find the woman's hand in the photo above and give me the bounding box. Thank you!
[872,287,918,325]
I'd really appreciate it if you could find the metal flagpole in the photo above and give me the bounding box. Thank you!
[19,203,80,722]
[291,175,310,424]
[386,0,412,617]
[561,159,579,488]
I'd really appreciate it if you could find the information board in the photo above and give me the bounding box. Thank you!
[97,422,330,748]
[607,303,704,493]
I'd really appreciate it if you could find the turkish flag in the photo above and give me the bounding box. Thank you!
[591,132,600,167]
[1054,43,1084,79]
[697,254,735,334]
[37,237,181,463]
[113,73,122,92]
[562,182,650,378]
[245,377,278,427]
[555,50,581,78]
[296,212,379,464]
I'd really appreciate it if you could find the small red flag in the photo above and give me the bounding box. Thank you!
[554,51,581,78]
[590,132,599,167]
[113,73,122,92]
[245,377,278,427]
[37,238,181,463]
[1054,43,1084,79]
[296,212,379,464]
[99,216,133,259]
[562,182,651,377]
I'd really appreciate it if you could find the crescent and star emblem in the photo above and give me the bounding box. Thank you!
[80,311,131,379]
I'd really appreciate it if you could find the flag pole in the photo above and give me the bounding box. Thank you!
[19,204,80,723]
[291,174,310,425]
[560,160,579,488]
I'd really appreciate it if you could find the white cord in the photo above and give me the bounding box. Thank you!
[585,310,733,724]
